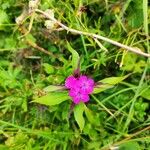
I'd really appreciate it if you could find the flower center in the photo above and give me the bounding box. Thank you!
[82,82,89,89]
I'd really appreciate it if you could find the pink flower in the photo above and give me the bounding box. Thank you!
[77,76,94,94]
[65,75,94,104]
[65,76,77,89]
[69,88,89,104]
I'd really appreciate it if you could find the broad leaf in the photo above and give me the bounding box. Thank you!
[67,42,79,70]
[93,74,130,94]
[43,85,65,92]
[33,91,69,106]
[100,74,130,85]
[74,102,85,131]
[93,84,113,94]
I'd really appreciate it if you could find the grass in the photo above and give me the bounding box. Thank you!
[0,0,150,149]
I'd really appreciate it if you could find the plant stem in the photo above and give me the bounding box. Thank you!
[35,9,150,58]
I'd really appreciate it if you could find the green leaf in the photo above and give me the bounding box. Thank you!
[0,10,9,30]
[141,88,150,100]
[84,104,99,126]
[33,92,70,106]
[43,63,54,74]
[43,85,65,92]
[133,60,146,73]
[121,53,146,73]
[100,74,130,85]
[4,37,16,50]
[67,41,79,70]
[93,84,113,94]
[93,75,130,94]
[127,2,143,29]
[121,53,137,71]
[74,102,85,131]
[119,141,140,150]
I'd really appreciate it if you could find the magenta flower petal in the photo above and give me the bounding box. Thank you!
[81,94,89,103]
[72,93,89,104]
[65,76,77,89]
[69,88,90,104]
[80,85,93,94]
[69,88,79,97]
[65,74,94,104]
[72,96,80,104]
[88,79,94,86]
[78,75,95,94]
[79,75,87,81]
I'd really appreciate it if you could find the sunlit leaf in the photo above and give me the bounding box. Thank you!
[43,85,65,92]
[33,92,70,106]
[93,74,130,94]
[74,102,85,131]
[93,84,113,94]
[100,74,130,85]
[121,53,146,73]
[67,41,79,70]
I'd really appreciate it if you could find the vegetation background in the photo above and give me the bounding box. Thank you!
[0,0,150,149]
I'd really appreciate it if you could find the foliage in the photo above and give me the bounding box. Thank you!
[0,0,150,149]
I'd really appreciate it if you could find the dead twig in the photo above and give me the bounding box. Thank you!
[35,9,150,58]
